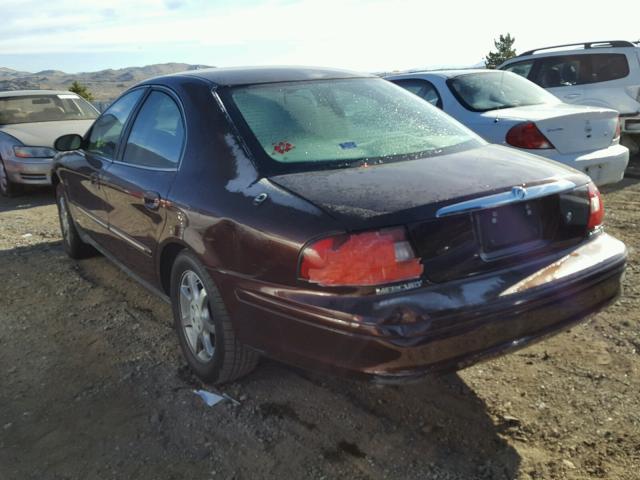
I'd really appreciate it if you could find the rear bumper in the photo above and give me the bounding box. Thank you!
[541,144,629,186]
[3,157,53,185]
[216,233,627,381]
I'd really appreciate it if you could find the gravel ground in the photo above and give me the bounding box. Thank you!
[0,173,639,480]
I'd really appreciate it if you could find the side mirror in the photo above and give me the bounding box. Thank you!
[54,134,83,152]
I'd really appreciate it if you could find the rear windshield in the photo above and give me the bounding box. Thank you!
[0,94,99,125]
[448,71,559,112]
[224,77,483,174]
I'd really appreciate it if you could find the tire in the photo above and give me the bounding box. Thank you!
[170,250,259,384]
[55,183,95,259]
[0,159,22,197]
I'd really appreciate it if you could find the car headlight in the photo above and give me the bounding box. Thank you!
[13,146,57,158]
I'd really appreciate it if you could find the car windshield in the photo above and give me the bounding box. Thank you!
[225,77,483,174]
[448,71,559,112]
[0,94,99,125]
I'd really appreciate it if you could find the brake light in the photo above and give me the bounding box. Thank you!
[587,182,604,230]
[299,227,423,286]
[613,117,621,143]
[506,122,554,149]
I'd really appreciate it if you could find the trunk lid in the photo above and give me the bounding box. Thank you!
[270,144,583,228]
[271,144,591,283]
[492,104,618,154]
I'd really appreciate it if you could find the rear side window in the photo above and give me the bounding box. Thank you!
[502,60,534,79]
[392,79,442,108]
[534,54,630,88]
[88,89,144,159]
[535,55,585,88]
[122,91,185,169]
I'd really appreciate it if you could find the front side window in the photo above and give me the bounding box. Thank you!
[392,79,442,108]
[88,89,145,159]
[225,77,482,175]
[122,91,184,168]
[448,71,559,112]
[0,94,98,125]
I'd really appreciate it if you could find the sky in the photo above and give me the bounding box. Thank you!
[1,0,639,73]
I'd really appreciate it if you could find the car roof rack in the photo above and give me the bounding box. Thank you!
[519,40,636,56]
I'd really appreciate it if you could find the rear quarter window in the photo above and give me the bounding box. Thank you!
[589,54,629,82]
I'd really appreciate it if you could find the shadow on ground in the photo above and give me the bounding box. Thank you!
[0,187,54,212]
[0,241,521,479]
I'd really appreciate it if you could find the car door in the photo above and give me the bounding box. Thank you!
[100,88,185,285]
[63,88,146,248]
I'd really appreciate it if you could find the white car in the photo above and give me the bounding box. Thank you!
[0,90,98,196]
[498,40,640,144]
[386,69,629,186]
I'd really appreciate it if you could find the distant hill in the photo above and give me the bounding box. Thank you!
[0,63,213,104]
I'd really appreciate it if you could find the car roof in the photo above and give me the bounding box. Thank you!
[0,90,77,98]
[387,69,502,79]
[501,41,640,66]
[149,66,374,87]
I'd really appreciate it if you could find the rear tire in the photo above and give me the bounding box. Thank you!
[0,159,22,197]
[55,183,95,259]
[170,251,259,384]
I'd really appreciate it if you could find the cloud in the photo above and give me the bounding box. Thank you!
[1,0,639,72]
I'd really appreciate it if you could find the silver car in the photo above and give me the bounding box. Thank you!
[0,90,98,196]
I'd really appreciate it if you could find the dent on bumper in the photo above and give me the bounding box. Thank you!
[226,233,626,379]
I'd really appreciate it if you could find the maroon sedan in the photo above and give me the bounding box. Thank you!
[52,67,627,384]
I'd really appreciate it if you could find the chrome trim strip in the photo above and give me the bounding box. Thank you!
[108,224,152,255]
[74,204,151,255]
[436,179,576,218]
[75,204,109,230]
[109,159,177,172]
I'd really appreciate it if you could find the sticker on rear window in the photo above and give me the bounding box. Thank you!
[339,141,357,149]
[273,141,294,155]
[57,94,79,99]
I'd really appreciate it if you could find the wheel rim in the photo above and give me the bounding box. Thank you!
[58,195,71,243]
[179,270,215,362]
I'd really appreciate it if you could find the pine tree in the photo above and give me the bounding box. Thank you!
[69,81,95,101]
[485,34,517,69]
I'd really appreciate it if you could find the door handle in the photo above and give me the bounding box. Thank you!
[564,93,581,99]
[90,173,99,185]
[143,191,161,211]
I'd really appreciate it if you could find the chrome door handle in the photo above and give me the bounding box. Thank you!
[143,191,161,211]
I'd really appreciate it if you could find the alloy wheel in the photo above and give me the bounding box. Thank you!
[179,270,216,362]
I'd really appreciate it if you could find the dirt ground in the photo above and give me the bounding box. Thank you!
[0,173,639,480]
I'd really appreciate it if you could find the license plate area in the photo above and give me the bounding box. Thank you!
[474,201,544,258]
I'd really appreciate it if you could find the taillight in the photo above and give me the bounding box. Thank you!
[613,117,621,143]
[506,122,554,149]
[587,182,604,230]
[299,227,423,286]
